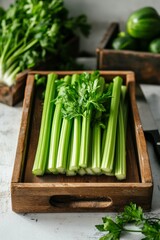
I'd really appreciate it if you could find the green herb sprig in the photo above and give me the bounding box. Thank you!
[96,202,160,240]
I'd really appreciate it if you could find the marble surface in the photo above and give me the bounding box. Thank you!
[0,82,160,240]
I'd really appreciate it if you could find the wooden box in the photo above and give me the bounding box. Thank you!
[11,70,153,213]
[96,22,160,84]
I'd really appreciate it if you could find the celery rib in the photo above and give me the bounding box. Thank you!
[68,116,81,171]
[47,75,71,173]
[32,73,57,176]
[101,76,122,173]
[115,86,128,180]
[79,110,91,168]
[56,118,73,173]
[91,122,102,174]
[115,102,126,180]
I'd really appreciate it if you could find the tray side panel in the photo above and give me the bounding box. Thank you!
[128,81,153,184]
[11,74,35,183]
[11,183,153,213]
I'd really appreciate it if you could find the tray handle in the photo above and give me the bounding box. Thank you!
[49,195,112,209]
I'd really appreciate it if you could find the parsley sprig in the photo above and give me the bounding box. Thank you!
[96,203,160,240]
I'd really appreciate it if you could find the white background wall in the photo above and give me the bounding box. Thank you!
[0,0,160,54]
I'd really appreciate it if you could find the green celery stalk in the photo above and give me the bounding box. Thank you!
[68,116,81,171]
[115,86,128,180]
[78,168,86,176]
[47,75,71,173]
[66,128,77,176]
[56,118,73,173]
[85,127,94,175]
[91,77,105,174]
[121,86,128,136]
[101,76,123,173]
[79,109,91,168]
[91,119,102,174]
[79,76,105,169]
[32,73,58,175]
[56,74,79,174]
[68,74,81,172]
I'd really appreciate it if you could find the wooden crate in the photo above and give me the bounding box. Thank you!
[96,22,160,84]
[11,70,153,213]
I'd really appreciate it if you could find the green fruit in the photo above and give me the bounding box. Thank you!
[127,6,160,39]
[149,38,160,53]
[112,36,137,50]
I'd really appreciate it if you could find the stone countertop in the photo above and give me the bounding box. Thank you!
[0,81,160,240]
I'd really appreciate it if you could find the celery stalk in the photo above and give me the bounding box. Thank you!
[85,127,94,175]
[68,74,81,171]
[91,77,105,174]
[78,168,86,176]
[91,120,102,174]
[56,118,73,173]
[115,86,128,180]
[66,128,77,176]
[32,73,58,175]
[114,103,126,180]
[68,116,81,171]
[79,110,91,168]
[101,76,122,173]
[79,76,105,169]
[47,75,71,173]
[56,74,78,173]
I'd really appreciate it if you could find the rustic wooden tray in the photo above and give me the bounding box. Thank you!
[11,70,153,213]
[96,22,160,84]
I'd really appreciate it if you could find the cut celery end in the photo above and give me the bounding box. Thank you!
[66,170,77,176]
[57,167,66,174]
[92,167,101,174]
[48,168,58,174]
[69,165,79,171]
[85,168,94,175]
[78,168,86,176]
[115,173,126,180]
[32,169,44,176]
[101,167,113,173]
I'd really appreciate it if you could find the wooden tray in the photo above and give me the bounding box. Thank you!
[11,70,153,213]
[96,22,160,84]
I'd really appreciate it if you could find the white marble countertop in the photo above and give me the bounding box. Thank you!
[0,82,160,240]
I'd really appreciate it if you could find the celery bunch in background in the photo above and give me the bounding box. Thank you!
[0,0,91,86]
[32,71,128,180]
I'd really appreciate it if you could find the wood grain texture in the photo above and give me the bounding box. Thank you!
[96,22,160,84]
[11,70,153,213]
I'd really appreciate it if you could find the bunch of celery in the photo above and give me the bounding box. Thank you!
[0,0,90,86]
[32,71,128,180]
